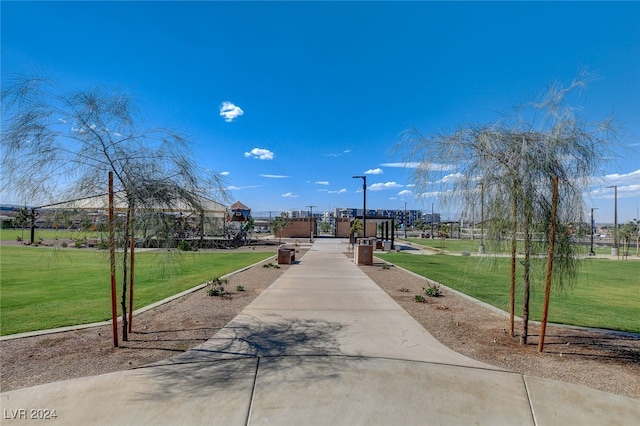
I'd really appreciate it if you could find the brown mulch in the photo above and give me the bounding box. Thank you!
[1,247,638,400]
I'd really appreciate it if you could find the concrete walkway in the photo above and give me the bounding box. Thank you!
[2,239,638,425]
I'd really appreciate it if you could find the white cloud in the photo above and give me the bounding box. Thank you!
[315,181,329,185]
[439,173,465,183]
[324,149,352,157]
[602,169,640,186]
[416,191,444,198]
[220,171,230,176]
[381,162,456,171]
[380,162,421,168]
[398,189,413,196]
[226,185,261,191]
[369,182,403,191]
[328,188,347,194]
[244,148,274,160]
[260,174,289,179]
[219,101,244,122]
[365,168,383,175]
[590,169,640,199]
[282,192,298,198]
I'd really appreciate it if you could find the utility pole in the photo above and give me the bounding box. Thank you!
[478,182,485,254]
[404,202,407,239]
[431,202,434,239]
[352,175,367,238]
[306,205,316,242]
[606,185,618,255]
[590,207,598,256]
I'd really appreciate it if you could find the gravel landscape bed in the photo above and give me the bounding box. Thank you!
[1,247,638,400]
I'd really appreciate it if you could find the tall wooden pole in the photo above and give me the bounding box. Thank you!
[128,199,135,334]
[109,172,119,347]
[539,176,559,352]
[510,196,517,336]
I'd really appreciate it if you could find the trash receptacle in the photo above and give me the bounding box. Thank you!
[383,240,392,251]
[354,238,373,265]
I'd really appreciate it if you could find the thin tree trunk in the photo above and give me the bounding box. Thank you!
[120,199,130,341]
[521,209,532,345]
[108,172,119,348]
[539,176,559,352]
[510,196,517,336]
[127,199,135,334]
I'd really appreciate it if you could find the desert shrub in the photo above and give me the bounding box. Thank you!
[207,277,228,297]
[178,240,196,251]
[423,283,443,297]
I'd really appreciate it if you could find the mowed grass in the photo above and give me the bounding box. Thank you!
[402,237,615,256]
[0,245,274,335]
[1,228,102,241]
[377,252,640,333]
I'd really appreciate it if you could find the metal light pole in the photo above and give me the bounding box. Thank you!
[353,175,366,238]
[606,185,618,255]
[430,202,434,239]
[404,202,407,239]
[589,207,598,256]
[478,182,485,254]
[306,205,316,242]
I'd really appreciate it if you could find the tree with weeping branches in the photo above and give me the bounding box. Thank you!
[397,70,614,346]
[271,212,293,244]
[1,74,228,344]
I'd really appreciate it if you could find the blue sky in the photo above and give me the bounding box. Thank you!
[2,1,639,223]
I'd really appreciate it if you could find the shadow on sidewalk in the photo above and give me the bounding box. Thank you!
[138,315,352,401]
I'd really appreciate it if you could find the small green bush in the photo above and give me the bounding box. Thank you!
[423,283,442,297]
[414,295,426,303]
[178,240,196,251]
[236,285,245,292]
[206,277,228,297]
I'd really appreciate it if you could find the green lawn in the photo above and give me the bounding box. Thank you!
[401,237,615,256]
[377,252,640,333]
[0,245,274,335]
[1,228,103,242]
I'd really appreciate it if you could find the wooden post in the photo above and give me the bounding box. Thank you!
[539,176,559,352]
[128,199,135,334]
[109,172,119,347]
[510,197,517,336]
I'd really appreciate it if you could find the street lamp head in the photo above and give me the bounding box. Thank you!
[352,175,365,179]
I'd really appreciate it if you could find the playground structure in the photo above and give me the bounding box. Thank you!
[225,201,254,248]
[11,195,264,250]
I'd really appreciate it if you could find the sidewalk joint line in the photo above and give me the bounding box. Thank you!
[522,376,538,426]
[245,356,261,426]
